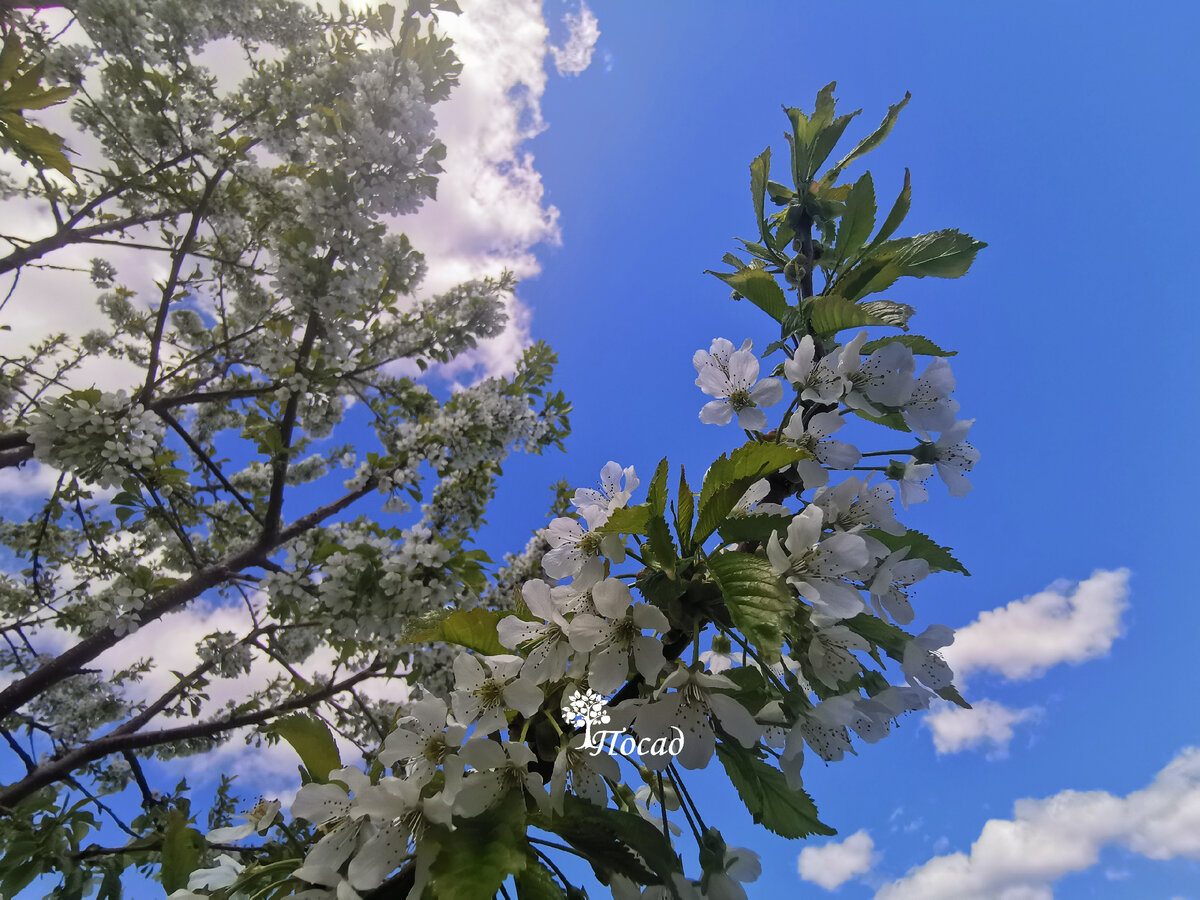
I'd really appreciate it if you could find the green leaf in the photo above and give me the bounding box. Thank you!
[874,229,987,278]
[716,513,793,546]
[269,714,342,783]
[539,796,681,892]
[849,407,911,432]
[842,613,913,661]
[715,742,836,838]
[802,111,860,183]
[938,684,972,709]
[405,607,509,655]
[833,258,903,302]
[646,514,677,577]
[710,266,789,323]
[863,527,970,575]
[831,172,876,269]
[808,294,887,336]
[160,807,203,893]
[707,550,796,660]
[858,299,915,331]
[430,794,527,899]
[647,457,669,517]
[766,179,795,204]
[598,503,650,536]
[860,334,956,357]
[823,91,911,184]
[515,856,567,900]
[749,147,771,244]
[866,168,911,250]
[694,443,809,545]
[674,467,694,554]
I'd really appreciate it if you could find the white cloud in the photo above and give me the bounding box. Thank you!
[944,569,1130,684]
[798,829,875,891]
[925,699,1039,757]
[874,746,1200,900]
[549,1,600,76]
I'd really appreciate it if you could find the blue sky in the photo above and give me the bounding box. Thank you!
[3,1,1200,897]
[475,1,1200,896]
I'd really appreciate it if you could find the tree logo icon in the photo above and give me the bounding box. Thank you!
[562,686,611,746]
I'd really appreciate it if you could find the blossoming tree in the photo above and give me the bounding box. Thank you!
[0,1,568,895]
[146,84,982,898]
[0,2,985,897]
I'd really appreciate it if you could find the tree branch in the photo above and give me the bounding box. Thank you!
[0,660,386,809]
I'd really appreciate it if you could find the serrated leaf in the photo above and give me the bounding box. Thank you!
[823,91,911,184]
[269,714,341,783]
[515,856,567,900]
[866,168,911,250]
[675,467,694,554]
[598,504,650,536]
[716,513,793,546]
[937,684,972,709]
[830,172,876,270]
[695,444,809,545]
[849,407,910,432]
[707,551,796,660]
[808,294,887,336]
[647,457,669,517]
[833,258,903,302]
[873,229,986,278]
[766,179,794,204]
[646,515,677,577]
[439,608,509,655]
[540,796,681,892]
[863,527,969,575]
[858,299,915,331]
[750,147,770,244]
[860,334,956,357]
[160,807,203,892]
[842,613,913,661]
[430,795,527,899]
[802,111,860,183]
[710,266,789,322]
[715,742,836,838]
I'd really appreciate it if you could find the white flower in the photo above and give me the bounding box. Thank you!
[903,357,959,435]
[497,579,575,684]
[453,738,550,817]
[921,419,980,497]
[765,506,870,621]
[901,624,955,691]
[694,338,783,431]
[891,459,933,509]
[700,837,761,900]
[807,625,870,689]
[813,476,903,536]
[376,695,466,784]
[567,577,669,694]
[541,506,626,581]
[186,854,244,891]
[836,331,915,415]
[550,731,621,813]
[572,461,639,519]
[783,335,845,404]
[206,797,280,842]
[632,665,763,770]
[782,410,861,472]
[868,548,929,625]
[450,653,544,736]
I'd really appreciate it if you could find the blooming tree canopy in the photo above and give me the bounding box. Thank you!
[0,4,985,896]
